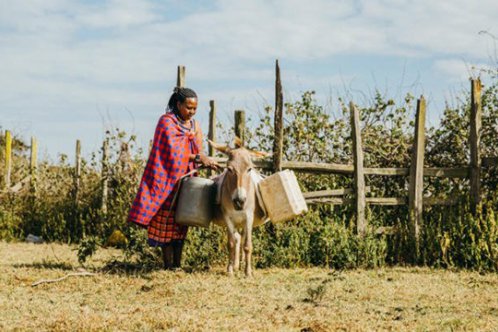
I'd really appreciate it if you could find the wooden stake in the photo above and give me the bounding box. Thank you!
[469,79,482,214]
[5,130,12,190]
[101,138,109,215]
[208,100,216,157]
[408,96,426,261]
[74,140,81,205]
[273,59,284,173]
[350,102,366,235]
[148,139,153,156]
[30,136,37,195]
[234,110,246,146]
[177,65,186,88]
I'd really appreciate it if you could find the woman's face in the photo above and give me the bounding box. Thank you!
[177,97,198,122]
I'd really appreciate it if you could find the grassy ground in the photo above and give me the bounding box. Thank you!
[1,242,497,331]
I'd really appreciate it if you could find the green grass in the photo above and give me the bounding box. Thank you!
[1,241,498,331]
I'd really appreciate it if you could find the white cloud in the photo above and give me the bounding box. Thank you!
[75,0,160,29]
[1,0,497,157]
[360,0,498,58]
[433,59,489,82]
[2,0,496,87]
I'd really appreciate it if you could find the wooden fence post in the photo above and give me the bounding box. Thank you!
[408,96,426,261]
[101,138,109,215]
[470,78,482,214]
[177,65,186,88]
[273,59,284,172]
[4,130,12,190]
[30,136,37,196]
[148,139,153,156]
[234,110,246,145]
[350,102,366,235]
[119,142,130,171]
[208,100,216,157]
[74,140,81,205]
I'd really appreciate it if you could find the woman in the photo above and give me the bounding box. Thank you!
[128,87,218,269]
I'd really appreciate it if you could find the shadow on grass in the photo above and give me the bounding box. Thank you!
[13,260,76,271]
[13,258,160,278]
[13,257,214,278]
[99,259,214,277]
[99,258,160,278]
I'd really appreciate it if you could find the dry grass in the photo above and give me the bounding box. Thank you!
[1,241,497,331]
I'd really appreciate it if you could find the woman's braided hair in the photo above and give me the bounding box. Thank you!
[167,87,197,114]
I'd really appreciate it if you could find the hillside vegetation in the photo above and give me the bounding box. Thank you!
[1,70,498,271]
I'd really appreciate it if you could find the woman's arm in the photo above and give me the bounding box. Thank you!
[189,121,219,169]
[195,120,203,152]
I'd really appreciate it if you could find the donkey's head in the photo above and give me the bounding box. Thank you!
[209,139,269,211]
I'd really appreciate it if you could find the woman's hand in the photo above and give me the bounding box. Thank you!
[197,154,220,170]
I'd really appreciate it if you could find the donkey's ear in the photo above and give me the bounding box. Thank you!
[248,149,272,159]
[208,140,231,155]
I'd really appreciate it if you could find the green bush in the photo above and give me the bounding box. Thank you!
[182,208,388,270]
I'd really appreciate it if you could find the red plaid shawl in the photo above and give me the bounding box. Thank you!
[128,112,200,246]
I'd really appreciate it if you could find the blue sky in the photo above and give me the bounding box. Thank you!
[1,0,497,160]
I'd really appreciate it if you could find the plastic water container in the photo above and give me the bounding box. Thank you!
[258,170,308,223]
[175,177,216,228]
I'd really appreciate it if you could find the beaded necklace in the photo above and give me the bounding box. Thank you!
[174,112,195,132]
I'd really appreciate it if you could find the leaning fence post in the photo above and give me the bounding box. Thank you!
[350,102,366,235]
[4,130,12,190]
[177,65,186,88]
[234,110,246,146]
[408,96,426,262]
[273,59,284,173]
[469,78,482,215]
[30,136,38,196]
[101,137,109,215]
[208,100,216,157]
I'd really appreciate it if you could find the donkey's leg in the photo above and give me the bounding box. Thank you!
[233,231,241,271]
[225,220,237,276]
[243,214,254,277]
[240,230,246,267]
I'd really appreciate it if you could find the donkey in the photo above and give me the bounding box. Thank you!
[209,139,269,277]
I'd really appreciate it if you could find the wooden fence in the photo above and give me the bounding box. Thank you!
[2,62,497,261]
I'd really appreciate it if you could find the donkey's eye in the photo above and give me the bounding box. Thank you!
[247,168,252,173]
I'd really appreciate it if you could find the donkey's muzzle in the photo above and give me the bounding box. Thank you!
[232,197,245,211]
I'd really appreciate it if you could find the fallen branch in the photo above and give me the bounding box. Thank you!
[31,271,96,287]
[10,175,32,193]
